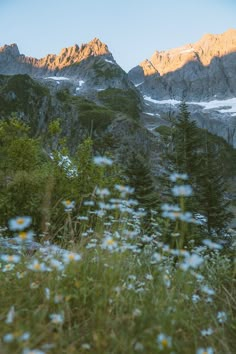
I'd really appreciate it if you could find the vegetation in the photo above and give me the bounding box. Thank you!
[98,88,141,119]
[156,103,236,238]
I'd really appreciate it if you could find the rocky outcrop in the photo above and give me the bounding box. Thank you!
[0,38,112,74]
[0,38,135,93]
[128,29,236,146]
[128,29,236,101]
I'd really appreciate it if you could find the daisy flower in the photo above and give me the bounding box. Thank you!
[1,254,21,263]
[8,216,32,231]
[62,200,75,211]
[157,333,172,350]
[196,347,214,354]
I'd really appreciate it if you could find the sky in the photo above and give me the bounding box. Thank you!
[0,0,236,72]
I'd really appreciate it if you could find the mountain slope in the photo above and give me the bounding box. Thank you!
[128,29,236,146]
[0,38,135,94]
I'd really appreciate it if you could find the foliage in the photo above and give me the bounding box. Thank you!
[98,88,140,119]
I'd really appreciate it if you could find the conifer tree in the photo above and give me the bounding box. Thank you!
[197,137,232,236]
[124,152,160,231]
[172,102,200,178]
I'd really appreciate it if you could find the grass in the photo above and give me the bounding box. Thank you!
[0,216,235,354]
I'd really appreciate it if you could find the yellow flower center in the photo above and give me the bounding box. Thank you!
[34,263,41,270]
[8,256,14,262]
[107,239,115,246]
[161,339,168,347]
[65,200,71,205]
[68,254,75,260]
[17,218,24,225]
[19,232,27,240]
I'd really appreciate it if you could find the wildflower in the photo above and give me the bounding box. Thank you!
[133,308,142,317]
[163,274,171,288]
[83,200,95,206]
[54,294,64,304]
[101,236,118,251]
[3,333,15,343]
[81,343,91,350]
[77,216,89,221]
[157,333,172,350]
[49,313,64,324]
[30,282,40,289]
[63,252,81,264]
[95,187,110,197]
[5,306,15,324]
[93,156,113,166]
[201,285,215,296]
[172,185,193,197]
[1,254,21,263]
[19,332,30,341]
[202,239,223,250]
[192,294,201,303]
[22,349,46,354]
[8,216,32,231]
[27,259,49,272]
[49,258,65,271]
[145,273,153,281]
[15,230,34,242]
[62,200,75,211]
[134,342,144,351]
[180,253,204,271]
[200,328,214,336]
[45,288,50,300]
[217,311,227,324]
[115,184,134,195]
[150,252,162,264]
[16,271,27,279]
[196,347,214,354]
[2,263,15,272]
[169,172,188,182]
[161,203,181,212]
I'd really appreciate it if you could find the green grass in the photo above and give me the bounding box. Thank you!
[0,240,235,354]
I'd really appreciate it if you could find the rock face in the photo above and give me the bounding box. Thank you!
[128,29,236,146]
[0,38,133,93]
[128,29,236,100]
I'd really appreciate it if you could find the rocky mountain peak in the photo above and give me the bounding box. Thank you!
[132,28,236,77]
[0,43,20,57]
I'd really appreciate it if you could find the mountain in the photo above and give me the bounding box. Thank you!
[128,29,236,146]
[1,33,236,147]
[0,38,134,93]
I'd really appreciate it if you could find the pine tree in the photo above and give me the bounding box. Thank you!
[124,152,160,230]
[170,102,201,212]
[172,102,200,178]
[197,137,232,236]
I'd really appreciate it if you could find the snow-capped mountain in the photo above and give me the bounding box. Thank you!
[128,29,236,146]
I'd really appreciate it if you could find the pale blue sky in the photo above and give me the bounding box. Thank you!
[1,0,235,71]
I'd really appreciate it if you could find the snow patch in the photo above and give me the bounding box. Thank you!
[135,82,144,87]
[144,95,236,116]
[105,59,115,64]
[144,96,181,105]
[189,97,236,115]
[45,77,69,81]
[143,112,160,117]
